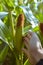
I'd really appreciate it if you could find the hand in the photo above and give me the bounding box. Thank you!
[22,31,43,65]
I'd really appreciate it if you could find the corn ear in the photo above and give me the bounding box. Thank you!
[14,13,24,51]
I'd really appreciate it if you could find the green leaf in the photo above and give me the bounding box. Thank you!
[0,19,14,49]
[0,28,8,44]
[38,2,43,11]
[24,59,31,65]
[0,45,9,65]
[15,6,22,15]
[20,6,38,28]
[3,0,14,11]
[0,19,11,42]
[32,26,39,32]
[0,12,8,19]
[22,25,31,36]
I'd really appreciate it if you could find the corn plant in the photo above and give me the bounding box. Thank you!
[0,0,43,65]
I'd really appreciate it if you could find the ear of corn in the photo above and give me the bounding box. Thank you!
[14,14,24,51]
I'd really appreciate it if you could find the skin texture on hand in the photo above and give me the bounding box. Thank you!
[22,48,37,65]
[22,31,43,65]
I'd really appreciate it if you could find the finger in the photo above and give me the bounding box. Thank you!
[26,33,32,40]
[22,48,30,58]
[24,37,29,43]
[28,31,32,36]
[26,31,32,40]
[23,37,29,49]
[22,48,37,65]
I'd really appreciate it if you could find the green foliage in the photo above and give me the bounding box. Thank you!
[0,0,43,65]
[0,45,9,64]
[24,59,31,65]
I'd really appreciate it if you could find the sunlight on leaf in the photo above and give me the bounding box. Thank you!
[24,59,31,65]
[0,12,8,19]
[20,6,38,28]
[0,19,14,50]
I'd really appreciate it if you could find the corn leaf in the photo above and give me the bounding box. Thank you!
[0,12,8,19]
[24,59,31,65]
[0,19,14,49]
[0,45,9,65]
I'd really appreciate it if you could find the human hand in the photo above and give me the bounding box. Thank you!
[22,31,43,65]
